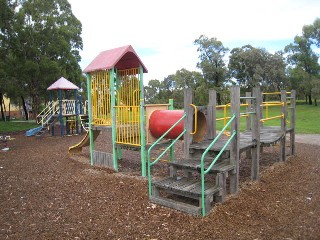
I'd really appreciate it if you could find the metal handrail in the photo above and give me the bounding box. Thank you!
[36,100,57,124]
[147,113,187,196]
[262,91,291,95]
[200,114,236,216]
[260,114,284,123]
[39,101,59,126]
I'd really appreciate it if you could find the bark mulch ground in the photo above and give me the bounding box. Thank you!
[0,132,319,239]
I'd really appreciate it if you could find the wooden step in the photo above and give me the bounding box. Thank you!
[169,159,235,174]
[151,177,221,215]
[152,177,220,198]
[150,195,201,215]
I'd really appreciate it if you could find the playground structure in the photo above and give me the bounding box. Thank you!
[69,45,296,216]
[26,77,87,137]
[69,45,150,175]
[147,87,296,216]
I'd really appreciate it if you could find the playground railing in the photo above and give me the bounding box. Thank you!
[200,114,236,216]
[147,113,187,196]
[62,100,77,115]
[38,101,59,126]
[115,106,140,146]
[36,100,58,124]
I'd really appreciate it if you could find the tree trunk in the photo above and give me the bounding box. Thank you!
[217,92,222,105]
[0,92,4,121]
[305,95,308,103]
[315,98,317,106]
[308,94,312,105]
[21,96,28,120]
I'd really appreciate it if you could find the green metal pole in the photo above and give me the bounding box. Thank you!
[139,65,146,177]
[114,69,122,161]
[169,99,175,162]
[86,74,94,165]
[110,68,118,171]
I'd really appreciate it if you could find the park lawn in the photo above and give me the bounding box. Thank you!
[0,120,38,133]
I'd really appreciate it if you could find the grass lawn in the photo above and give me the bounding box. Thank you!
[0,120,38,133]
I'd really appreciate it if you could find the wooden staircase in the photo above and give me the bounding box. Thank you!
[148,87,240,216]
[36,114,58,137]
[149,152,236,216]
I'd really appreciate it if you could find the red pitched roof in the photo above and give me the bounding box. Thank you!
[47,77,79,90]
[83,45,148,73]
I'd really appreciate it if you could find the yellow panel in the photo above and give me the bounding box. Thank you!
[115,68,141,146]
[91,70,112,126]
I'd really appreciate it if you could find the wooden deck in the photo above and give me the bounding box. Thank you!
[190,126,285,153]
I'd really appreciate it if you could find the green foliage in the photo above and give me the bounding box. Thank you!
[228,45,287,92]
[145,69,206,108]
[0,0,85,116]
[303,18,320,48]
[285,35,319,105]
[194,35,229,104]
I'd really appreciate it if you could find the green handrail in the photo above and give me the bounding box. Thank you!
[200,114,237,216]
[147,113,186,196]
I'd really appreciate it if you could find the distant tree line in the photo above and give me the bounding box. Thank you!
[145,18,320,108]
[0,0,84,120]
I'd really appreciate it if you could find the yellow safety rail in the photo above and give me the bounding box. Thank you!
[115,68,141,146]
[262,92,291,95]
[118,68,140,106]
[115,106,140,146]
[189,104,197,135]
[91,70,112,126]
[260,114,284,123]
[261,102,284,119]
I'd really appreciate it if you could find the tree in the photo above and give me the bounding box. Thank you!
[194,35,229,104]
[2,0,84,117]
[144,69,205,108]
[228,45,288,93]
[263,51,288,92]
[0,0,17,120]
[285,36,319,104]
[145,79,161,104]
[311,77,320,106]
[303,18,320,47]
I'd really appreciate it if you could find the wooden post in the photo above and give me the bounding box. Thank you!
[280,90,287,162]
[230,86,240,194]
[245,92,252,159]
[183,88,193,159]
[251,87,261,180]
[290,90,296,155]
[207,89,216,140]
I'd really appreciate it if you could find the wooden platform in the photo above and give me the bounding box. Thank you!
[190,126,284,153]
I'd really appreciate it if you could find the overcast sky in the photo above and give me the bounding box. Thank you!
[68,0,320,83]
